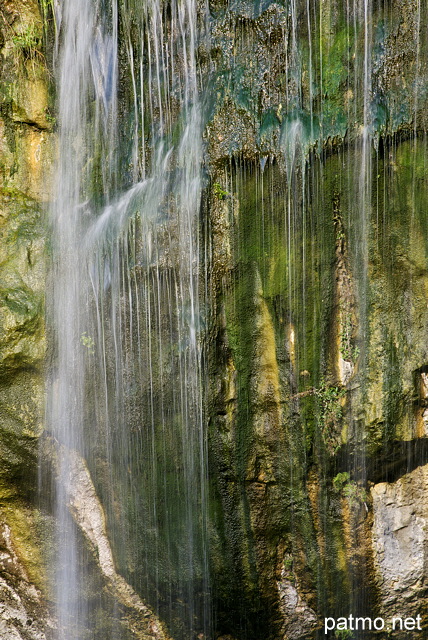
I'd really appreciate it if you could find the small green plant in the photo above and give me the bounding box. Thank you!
[335,630,353,639]
[333,471,350,492]
[342,481,368,508]
[10,22,46,75]
[333,472,368,509]
[12,23,42,59]
[316,380,345,422]
[45,109,57,126]
[316,379,346,454]
[80,332,95,355]
[339,305,359,363]
[213,182,229,200]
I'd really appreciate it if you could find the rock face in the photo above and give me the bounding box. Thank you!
[0,521,53,640]
[2,1,428,640]
[277,570,317,640]
[207,143,428,636]
[204,1,428,636]
[372,465,428,622]
[56,442,172,640]
[0,0,49,472]
[0,0,54,636]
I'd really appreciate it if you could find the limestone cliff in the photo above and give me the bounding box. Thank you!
[205,1,428,638]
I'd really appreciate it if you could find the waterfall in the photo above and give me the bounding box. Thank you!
[47,1,102,636]
[47,0,208,638]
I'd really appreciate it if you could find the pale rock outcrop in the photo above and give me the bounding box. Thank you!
[54,443,172,640]
[277,567,317,639]
[0,522,53,640]
[371,464,428,619]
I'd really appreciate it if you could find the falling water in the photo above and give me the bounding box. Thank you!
[347,0,373,630]
[48,0,208,637]
[47,1,105,636]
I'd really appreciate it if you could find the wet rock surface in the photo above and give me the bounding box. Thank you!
[277,571,317,640]
[49,441,172,640]
[0,520,53,640]
[207,140,428,635]
[371,465,428,623]
[0,0,52,636]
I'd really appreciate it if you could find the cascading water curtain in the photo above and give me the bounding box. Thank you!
[47,0,209,638]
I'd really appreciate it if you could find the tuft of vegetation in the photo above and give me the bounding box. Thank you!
[12,23,43,60]
[339,305,359,363]
[335,630,353,639]
[80,332,95,355]
[333,472,368,509]
[45,108,56,127]
[213,182,229,200]
[332,471,350,492]
[316,379,346,454]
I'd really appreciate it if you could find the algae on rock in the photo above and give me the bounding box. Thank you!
[0,0,53,634]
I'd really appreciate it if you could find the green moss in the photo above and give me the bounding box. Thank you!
[1,501,49,592]
[315,380,346,455]
[0,284,40,317]
[0,189,43,241]
[0,190,45,376]
[11,23,43,60]
[208,137,428,629]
